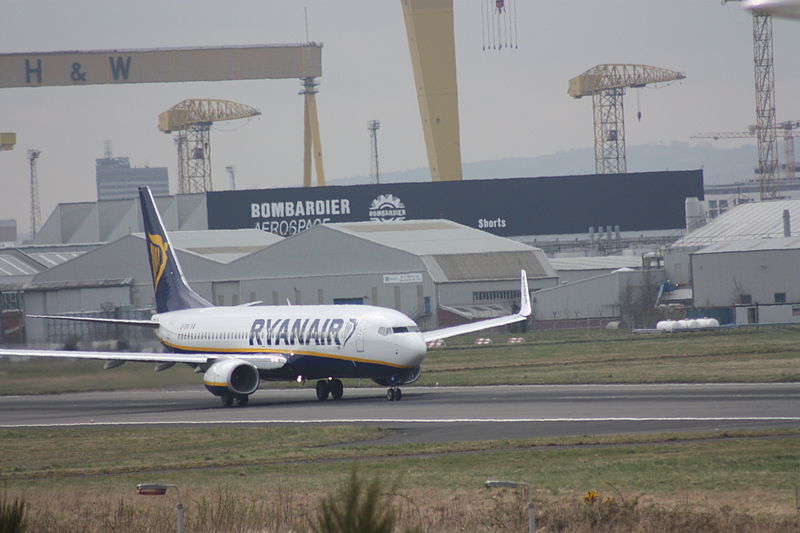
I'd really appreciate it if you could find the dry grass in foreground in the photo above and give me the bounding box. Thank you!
[3,427,799,531]
[9,484,800,533]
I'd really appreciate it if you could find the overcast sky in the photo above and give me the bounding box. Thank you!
[1,0,799,235]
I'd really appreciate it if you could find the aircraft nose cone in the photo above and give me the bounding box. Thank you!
[403,334,427,367]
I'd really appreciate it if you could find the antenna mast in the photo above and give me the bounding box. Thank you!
[28,149,41,237]
[368,120,381,184]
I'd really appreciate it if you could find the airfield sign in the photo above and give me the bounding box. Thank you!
[0,44,322,88]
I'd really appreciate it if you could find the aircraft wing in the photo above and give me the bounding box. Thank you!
[29,314,160,328]
[0,348,288,370]
[423,269,531,342]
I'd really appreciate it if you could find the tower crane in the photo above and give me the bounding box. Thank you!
[159,99,261,194]
[721,2,780,200]
[691,120,800,183]
[568,64,686,174]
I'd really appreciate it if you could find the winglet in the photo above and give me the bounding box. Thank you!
[421,269,532,342]
[519,269,531,317]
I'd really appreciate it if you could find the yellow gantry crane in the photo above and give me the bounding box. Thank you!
[0,132,15,151]
[401,0,463,181]
[569,64,685,174]
[159,99,261,194]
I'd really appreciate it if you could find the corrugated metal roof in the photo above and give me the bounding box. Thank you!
[549,256,642,271]
[133,229,282,263]
[26,251,85,267]
[693,236,800,255]
[28,278,133,290]
[0,253,40,276]
[331,219,536,256]
[432,251,550,280]
[329,219,556,282]
[671,199,800,248]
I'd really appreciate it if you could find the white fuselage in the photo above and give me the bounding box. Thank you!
[153,304,427,381]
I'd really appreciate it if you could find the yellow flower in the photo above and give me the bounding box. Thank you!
[582,490,600,504]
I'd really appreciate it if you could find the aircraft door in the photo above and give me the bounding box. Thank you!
[356,324,365,352]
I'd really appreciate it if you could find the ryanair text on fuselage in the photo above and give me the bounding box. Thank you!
[248,317,357,348]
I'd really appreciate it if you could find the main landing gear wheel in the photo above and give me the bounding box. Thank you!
[386,387,402,401]
[330,379,344,401]
[220,392,249,407]
[317,379,344,401]
[220,392,234,407]
[316,380,330,401]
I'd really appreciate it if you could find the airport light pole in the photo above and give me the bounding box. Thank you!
[137,483,185,533]
[485,480,535,532]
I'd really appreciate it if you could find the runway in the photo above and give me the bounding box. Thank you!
[0,383,800,442]
[1,383,799,443]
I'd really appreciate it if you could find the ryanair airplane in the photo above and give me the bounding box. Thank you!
[0,187,530,407]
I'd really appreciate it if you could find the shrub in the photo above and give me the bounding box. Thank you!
[0,493,27,533]
[313,472,420,533]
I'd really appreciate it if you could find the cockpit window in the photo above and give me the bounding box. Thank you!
[392,325,420,334]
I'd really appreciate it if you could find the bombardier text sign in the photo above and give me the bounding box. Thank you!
[0,44,322,88]
[207,170,704,237]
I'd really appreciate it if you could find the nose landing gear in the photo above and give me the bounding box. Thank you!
[386,387,402,401]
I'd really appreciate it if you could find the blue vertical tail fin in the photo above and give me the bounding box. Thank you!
[139,186,212,313]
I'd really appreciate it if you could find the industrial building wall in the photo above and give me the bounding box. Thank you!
[734,304,800,325]
[24,285,132,344]
[692,249,800,308]
[664,247,698,285]
[0,219,17,242]
[33,194,207,245]
[236,272,436,324]
[532,270,665,325]
[437,277,557,308]
[96,161,169,201]
[534,273,622,321]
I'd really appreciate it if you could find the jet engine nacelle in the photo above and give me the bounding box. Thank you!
[203,358,260,396]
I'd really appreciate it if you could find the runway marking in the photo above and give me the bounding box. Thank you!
[1,416,799,429]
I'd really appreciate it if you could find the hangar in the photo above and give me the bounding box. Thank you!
[664,199,800,325]
[22,229,280,345]
[17,219,556,345]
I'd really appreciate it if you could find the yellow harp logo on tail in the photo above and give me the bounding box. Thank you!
[147,233,169,290]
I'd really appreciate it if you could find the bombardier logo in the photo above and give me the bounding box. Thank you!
[369,194,406,222]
